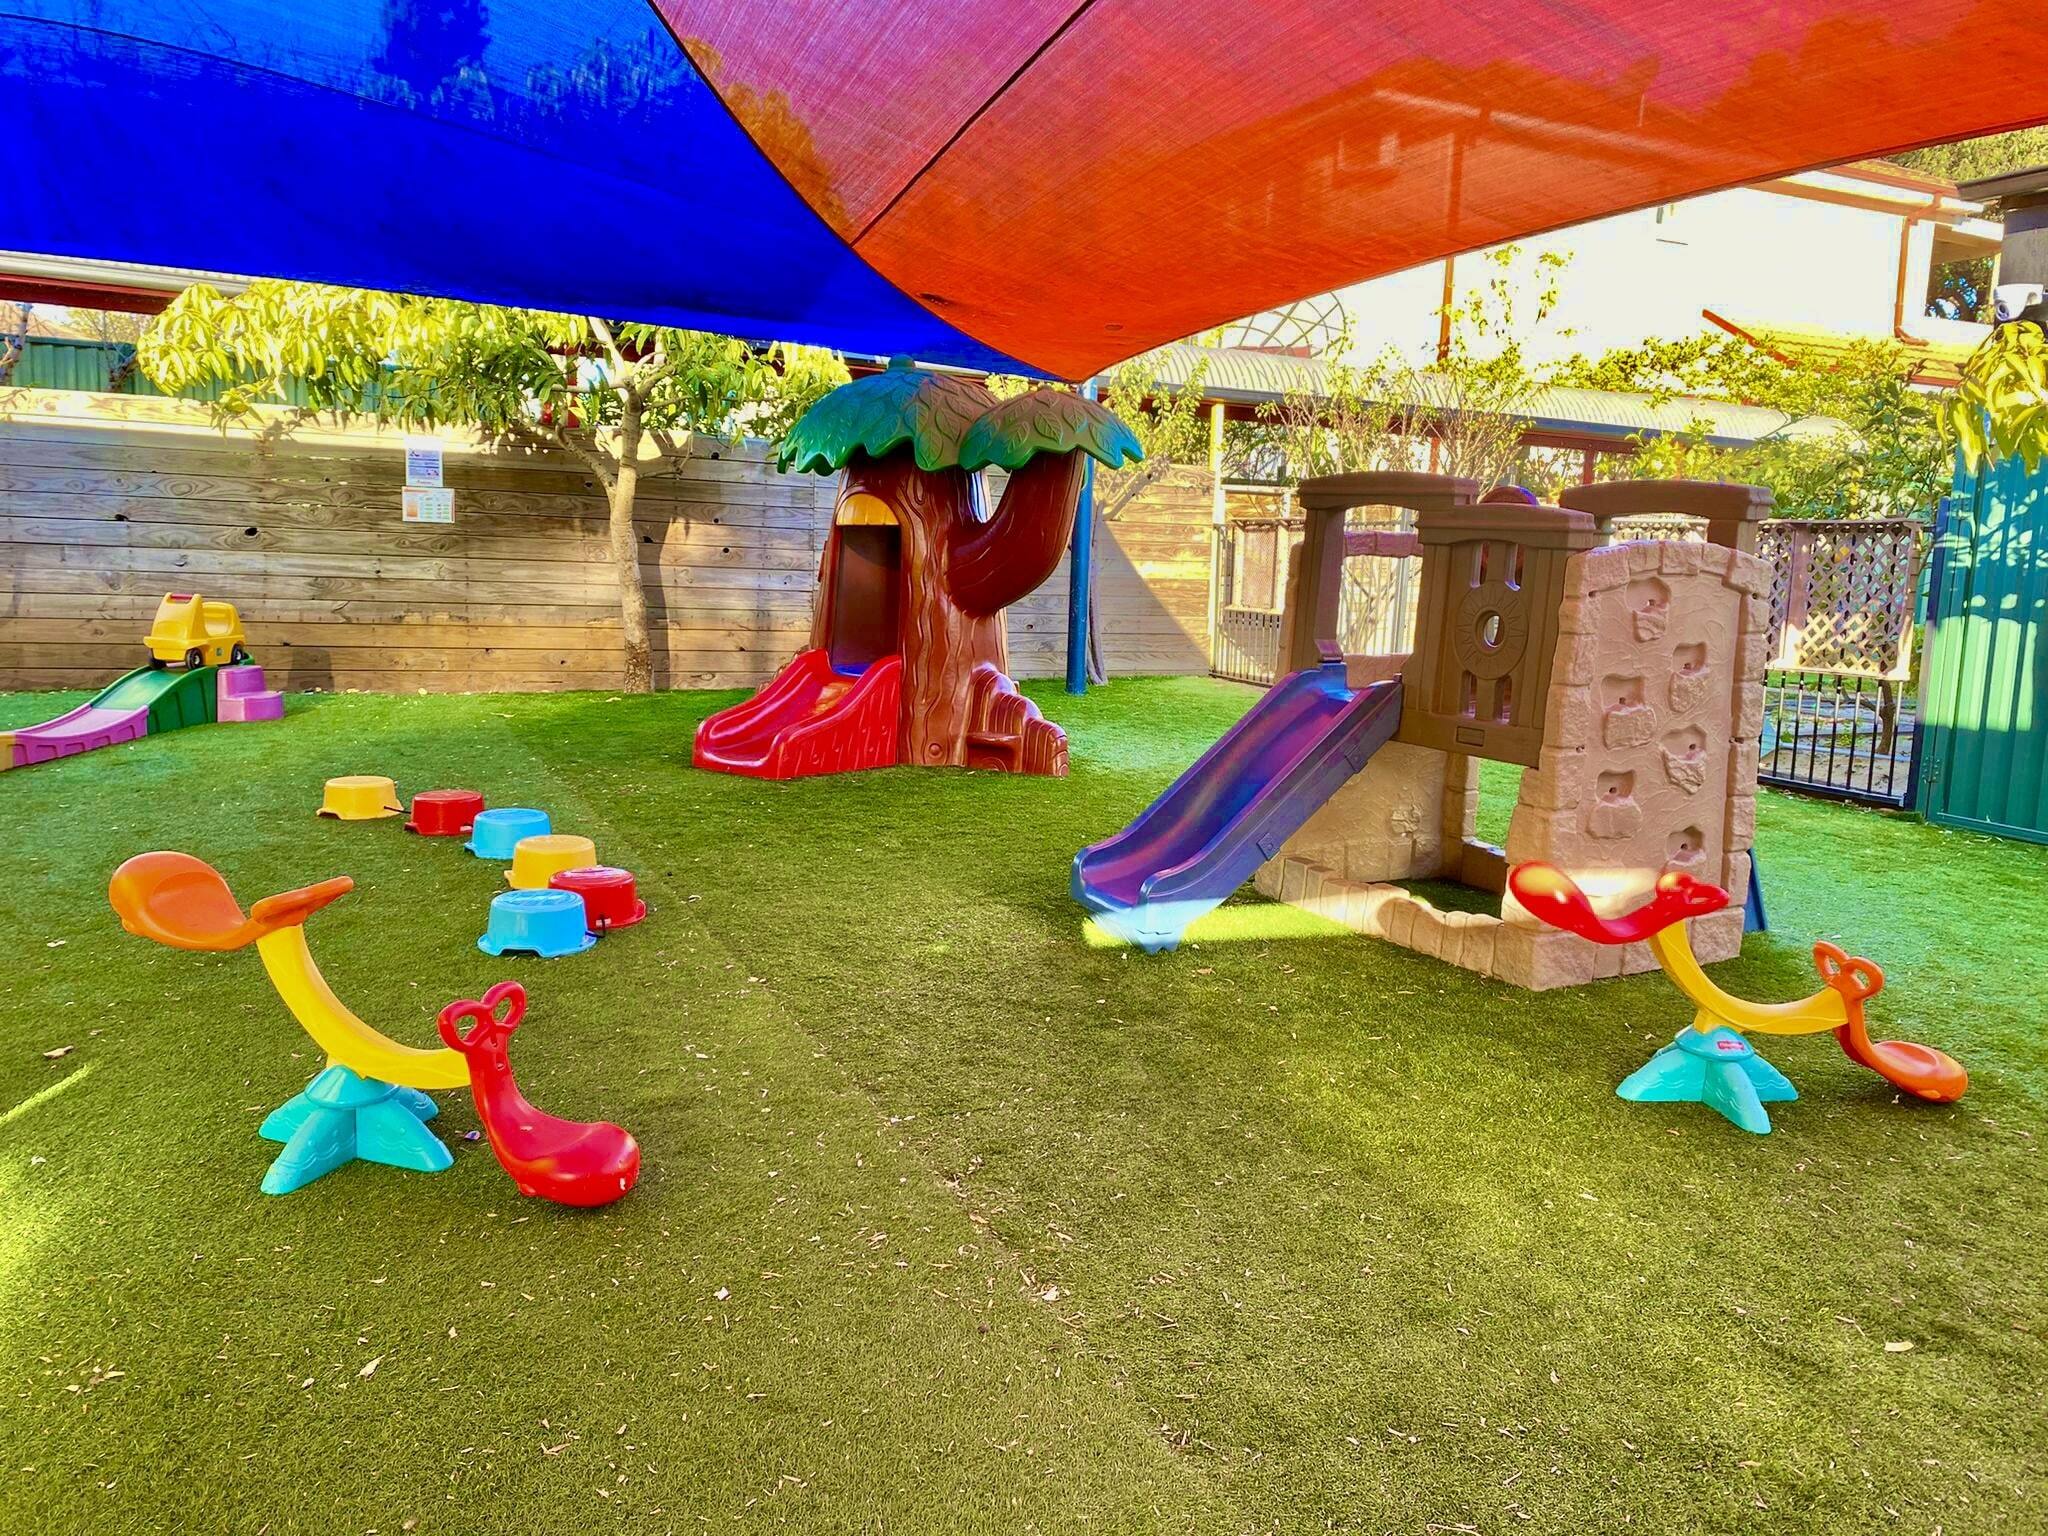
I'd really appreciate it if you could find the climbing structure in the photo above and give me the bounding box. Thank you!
[1073,470,1775,982]
[1246,474,1775,988]
[695,361,1141,779]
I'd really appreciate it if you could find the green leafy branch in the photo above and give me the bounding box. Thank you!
[1952,320,2048,472]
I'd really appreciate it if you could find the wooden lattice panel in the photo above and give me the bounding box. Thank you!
[1752,518,1923,679]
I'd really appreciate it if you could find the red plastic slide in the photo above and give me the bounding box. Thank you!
[692,648,902,779]
[437,983,641,1208]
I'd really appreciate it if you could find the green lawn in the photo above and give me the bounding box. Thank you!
[1,676,2042,1534]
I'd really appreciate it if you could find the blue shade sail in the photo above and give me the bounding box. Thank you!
[0,0,1030,372]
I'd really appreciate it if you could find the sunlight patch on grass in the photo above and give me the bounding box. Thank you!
[1080,898,1353,948]
[0,1061,99,1127]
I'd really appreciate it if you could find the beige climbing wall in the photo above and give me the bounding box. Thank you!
[1493,538,1770,987]
[1253,742,1460,889]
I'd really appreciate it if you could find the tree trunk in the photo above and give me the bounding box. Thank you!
[840,457,1006,765]
[610,409,654,692]
[796,454,1058,772]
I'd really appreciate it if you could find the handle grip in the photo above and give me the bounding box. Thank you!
[1814,940,1884,1003]
[437,980,527,1052]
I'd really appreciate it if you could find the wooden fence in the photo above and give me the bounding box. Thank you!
[0,390,1212,693]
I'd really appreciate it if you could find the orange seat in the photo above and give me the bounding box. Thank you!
[110,851,352,952]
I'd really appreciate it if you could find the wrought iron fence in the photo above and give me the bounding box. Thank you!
[1752,518,1927,806]
[1760,671,1917,805]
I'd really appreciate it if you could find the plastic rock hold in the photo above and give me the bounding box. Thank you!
[405,788,486,836]
[506,834,597,890]
[549,865,646,932]
[316,775,403,820]
[438,982,641,1207]
[465,807,551,859]
[478,889,597,958]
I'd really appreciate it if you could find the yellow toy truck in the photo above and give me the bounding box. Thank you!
[145,593,249,669]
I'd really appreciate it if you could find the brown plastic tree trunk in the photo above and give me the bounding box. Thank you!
[830,456,999,766]
[809,450,1086,769]
[948,453,1085,615]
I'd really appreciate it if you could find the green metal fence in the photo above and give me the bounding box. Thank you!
[1918,457,2048,844]
[2,336,312,404]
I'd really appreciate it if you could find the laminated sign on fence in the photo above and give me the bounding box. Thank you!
[402,437,453,524]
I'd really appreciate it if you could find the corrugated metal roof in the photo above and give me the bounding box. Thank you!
[0,249,250,297]
[1142,343,1842,448]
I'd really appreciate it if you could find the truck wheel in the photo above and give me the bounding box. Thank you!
[231,645,250,665]
[185,648,205,670]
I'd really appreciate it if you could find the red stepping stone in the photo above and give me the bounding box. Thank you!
[405,788,486,836]
[548,865,647,933]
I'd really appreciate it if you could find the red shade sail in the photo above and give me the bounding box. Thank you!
[668,0,2048,376]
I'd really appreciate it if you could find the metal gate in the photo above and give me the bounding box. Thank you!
[1753,518,1925,807]
[1919,460,2048,844]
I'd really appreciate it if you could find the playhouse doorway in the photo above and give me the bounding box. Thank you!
[826,497,902,671]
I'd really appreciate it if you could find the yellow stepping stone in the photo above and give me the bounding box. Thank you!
[316,775,402,820]
[507,834,597,890]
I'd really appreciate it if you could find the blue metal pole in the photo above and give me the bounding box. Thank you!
[1065,380,1098,694]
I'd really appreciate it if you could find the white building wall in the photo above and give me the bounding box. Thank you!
[1325,183,1942,368]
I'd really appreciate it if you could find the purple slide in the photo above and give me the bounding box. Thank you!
[4,665,204,768]
[1072,664,1403,951]
[9,703,150,766]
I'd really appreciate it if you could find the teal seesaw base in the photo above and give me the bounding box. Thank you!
[256,1064,451,1194]
[1617,1026,1798,1136]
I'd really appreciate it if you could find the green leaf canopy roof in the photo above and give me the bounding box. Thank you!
[958,390,1143,472]
[777,359,1145,475]
[776,358,995,474]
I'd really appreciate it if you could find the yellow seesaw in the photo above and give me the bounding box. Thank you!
[112,851,469,1088]
[1509,863,1966,1134]
[110,852,640,1203]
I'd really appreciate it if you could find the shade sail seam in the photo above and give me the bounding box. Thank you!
[637,0,1045,375]
[847,0,1104,249]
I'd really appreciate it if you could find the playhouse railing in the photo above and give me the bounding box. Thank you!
[1212,508,1423,685]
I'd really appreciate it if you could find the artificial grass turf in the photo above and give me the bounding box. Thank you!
[0,676,2042,1534]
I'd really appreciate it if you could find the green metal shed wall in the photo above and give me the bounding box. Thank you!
[1918,455,2048,844]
